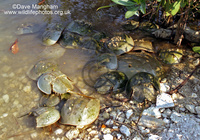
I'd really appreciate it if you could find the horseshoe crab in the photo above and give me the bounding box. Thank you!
[37,70,74,95]
[107,34,134,55]
[31,107,60,128]
[82,53,117,87]
[39,94,61,107]
[16,23,40,35]
[42,23,64,46]
[126,72,160,103]
[117,51,165,79]
[27,60,58,80]
[158,48,183,64]
[60,96,100,127]
[59,20,104,51]
[94,71,128,94]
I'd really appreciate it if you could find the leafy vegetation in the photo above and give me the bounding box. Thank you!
[98,0,200,46]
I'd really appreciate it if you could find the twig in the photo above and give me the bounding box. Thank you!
[167,64,200,95]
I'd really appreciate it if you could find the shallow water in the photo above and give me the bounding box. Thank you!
[0,0,121,139]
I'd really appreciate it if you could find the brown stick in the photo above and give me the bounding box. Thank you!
[167,64,200,95]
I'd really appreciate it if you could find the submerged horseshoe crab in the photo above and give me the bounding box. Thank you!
[60,96,100,127]
[94,71,128,94]
[27,60,58,80]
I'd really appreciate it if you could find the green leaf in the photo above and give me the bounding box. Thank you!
[132,0,140,4]
[140,0,146,14]
[97,4,117,11]
[112,0,136,6]
[192,46,200,54]
[125,6,139,18]
[171,0,181,15]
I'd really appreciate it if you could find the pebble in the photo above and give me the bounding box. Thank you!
[105,119,113,126]
[65,129,80,139]
[116,112,125,123]
[142,107,161,118]
[120,125,130,137]
[126,109,133,119]
[31,132,38,138]
[138,115,165,128]
[195,106,200,114]
[54,128,63,135]
[103,134,113,140]
[191,93,198,98]
[110,111,117,120]
[23,85,31,93]
[170,111,182,123]
[185,104,196,114]
[156,93,174,108]
[160,82,170,92]
[2,94,9,103]
[148,134,161,140]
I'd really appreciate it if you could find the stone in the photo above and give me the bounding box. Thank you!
[142,107,161,118]
[148,134,162,140]
[170,111,182,123]
[138,115,165,128]
[2,94,9,103]
[23,85,31,93]
[160,82,170,92]
[105,119,113,126]
[120,125,131,137]
[185,104,196,114]
[156,92,174,108]
[65,129,79,139]
[54,128,63,135]
[103,134,113,140]
[195,106,200,114]
[126,109,133,119]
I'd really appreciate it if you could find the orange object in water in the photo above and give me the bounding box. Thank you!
[10,39,19,54]
[38,0,45,5]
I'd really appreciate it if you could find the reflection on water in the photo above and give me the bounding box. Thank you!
[0,0,123,139]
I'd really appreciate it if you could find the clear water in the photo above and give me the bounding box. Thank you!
[0,0,124,139]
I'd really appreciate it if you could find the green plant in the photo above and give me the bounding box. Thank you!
[192,46,200,54]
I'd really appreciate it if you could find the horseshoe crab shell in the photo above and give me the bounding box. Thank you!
[60,96,100,127]
[33,107,60,128]
[94,71,128,94]
[27,60,58,80]
[117,51,165,79]
[42,23,64,46]
[37,70,74,95]
[107,34,134,55]
[126,72,160,103]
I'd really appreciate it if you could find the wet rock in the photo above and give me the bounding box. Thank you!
[2,94,9,103]
[54,128,63,135]
[120,125,130,137]
[23,85,31,93]
[65,129,80,139]
[156,92,174,108]
[138,115,165,128]
[142,107,161,118]
[185,104,196,114]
